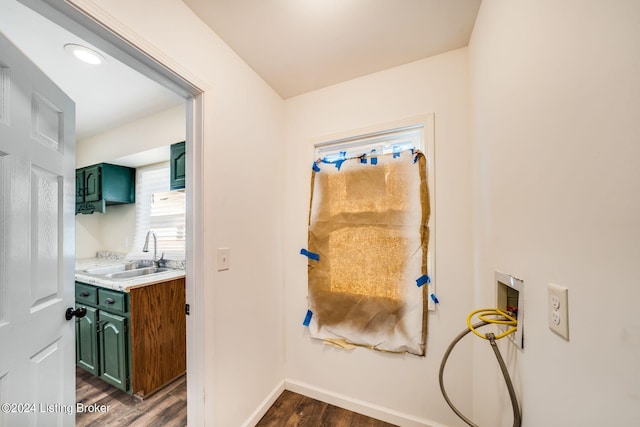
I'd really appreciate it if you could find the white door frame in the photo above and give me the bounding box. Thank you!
[18,0,207,424]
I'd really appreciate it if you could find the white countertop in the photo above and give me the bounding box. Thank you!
[76,257,186,292]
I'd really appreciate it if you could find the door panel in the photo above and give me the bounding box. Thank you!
[0,31,75,427]
[83,165,100,202]
[31,165,61,309]
[75,169,84,204]
[0,66,8,126]
[99,311,128,391]
[31,93,63,152]
[30,340,67,426]
[0,153,7,327]
[76,306,98,376]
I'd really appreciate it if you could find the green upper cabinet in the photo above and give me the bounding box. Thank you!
[76,163,135,214]
[170,141,186,190]
[83,164,102,203]
[76,165,100,204]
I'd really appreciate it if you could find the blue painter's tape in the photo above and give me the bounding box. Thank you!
[312,162,321,172]
[334,151,347,170]
[430,293,440,304]
[321,151,347,170]
[369,149,378,165]
[300,248,320,261]
[303,309,313,326]
[393,145,401,158]
[360,155,367,164]
[416,275,431,287]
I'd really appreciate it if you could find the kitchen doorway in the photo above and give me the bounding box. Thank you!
[1,0,204,425]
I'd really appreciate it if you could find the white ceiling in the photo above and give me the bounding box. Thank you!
[0,0,184,141]
[183,0,482,98]
[0,0,481,140]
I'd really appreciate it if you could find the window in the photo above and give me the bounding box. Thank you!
[127,162,186,260]
[304,116,434,356]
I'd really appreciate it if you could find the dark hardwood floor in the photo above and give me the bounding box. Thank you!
[75,367,187,427]
[256,390,397,427]
[78,368,394,426]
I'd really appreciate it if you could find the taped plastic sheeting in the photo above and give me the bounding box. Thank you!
[305,149,430,356]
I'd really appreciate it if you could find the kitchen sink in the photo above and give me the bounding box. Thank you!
[105,267,172,279]
[78,262,177,281]
[81,262,152,275]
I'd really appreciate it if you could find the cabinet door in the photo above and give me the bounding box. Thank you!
[170,142,186,190]
[76,305,98,376]
[83,165,102,203]
[76,169,85,204]
[99,311,129,392]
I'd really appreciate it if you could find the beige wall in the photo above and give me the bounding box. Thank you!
[74,2,286,426]
[75,105,184,258]
[72,0,640,426]
[283,48,473,426]
[469,0,640,425]
[76,203,136,258]
[77,104,185,167]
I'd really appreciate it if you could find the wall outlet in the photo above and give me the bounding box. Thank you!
[548,283,569,340]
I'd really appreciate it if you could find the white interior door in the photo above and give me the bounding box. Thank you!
[0,30,76,427]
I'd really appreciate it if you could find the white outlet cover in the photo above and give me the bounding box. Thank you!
[548,283,569,340]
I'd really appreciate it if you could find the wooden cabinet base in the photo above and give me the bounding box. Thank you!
[129,277,186,399]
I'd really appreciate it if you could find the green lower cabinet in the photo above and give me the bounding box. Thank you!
[75,282,130,393]
[76,305,98,376]
[99,311,129,392]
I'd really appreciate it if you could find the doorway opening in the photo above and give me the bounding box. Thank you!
[0,0,204,424]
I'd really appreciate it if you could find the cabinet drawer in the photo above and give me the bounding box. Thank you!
[76,283,97,305]
[98,289,127,314]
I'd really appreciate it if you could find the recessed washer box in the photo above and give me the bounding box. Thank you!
[496,271,524,349]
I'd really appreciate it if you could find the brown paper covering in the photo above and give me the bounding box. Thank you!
[306,150,430,356]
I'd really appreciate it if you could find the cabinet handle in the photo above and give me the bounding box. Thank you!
[104,298,115,305]
[80,291,90,297]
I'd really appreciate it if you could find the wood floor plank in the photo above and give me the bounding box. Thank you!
[285,395,328,427]
[79,368,396,427]
[350,411,397,426]
[256,390,304,426]
[76,367,186,427]
[318,405,354,427]
[256,390,397,427]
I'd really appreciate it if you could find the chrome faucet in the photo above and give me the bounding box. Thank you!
[143,230,164,267]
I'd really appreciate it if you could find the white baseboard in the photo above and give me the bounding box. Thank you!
[284,379,450,427]
[241,380,286,427]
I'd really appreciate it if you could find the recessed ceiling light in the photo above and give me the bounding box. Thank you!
[63,43,106,65]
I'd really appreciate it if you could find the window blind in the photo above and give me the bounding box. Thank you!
[149,190,186,258]
[127,162,186,261]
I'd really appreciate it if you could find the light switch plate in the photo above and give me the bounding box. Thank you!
[217,248,230,271]
[548,283,569,340]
